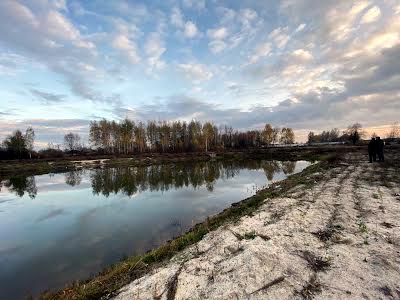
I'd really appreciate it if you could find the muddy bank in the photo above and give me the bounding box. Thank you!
[112,151,400,299]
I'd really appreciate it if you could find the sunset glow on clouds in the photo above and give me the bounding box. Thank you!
[0,0,399,146]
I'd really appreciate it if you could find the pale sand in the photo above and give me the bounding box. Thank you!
[113,152,400,299]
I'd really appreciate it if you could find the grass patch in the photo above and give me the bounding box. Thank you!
[357,219,368,234]
[313,204,342,244]
[244,230,257,240]
[299,274,322,299]
[299,250,331,272]
[313,224,343,243]
[381,222,394,228]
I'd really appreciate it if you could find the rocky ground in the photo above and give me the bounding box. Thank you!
[113,151,400,300]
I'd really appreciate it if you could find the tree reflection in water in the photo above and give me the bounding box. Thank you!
[1,176,37,198]
[65,170,84,186]
[89,160,297,197]
[281,161,296,175]
[262,161,281,181]
[1,160,298,198]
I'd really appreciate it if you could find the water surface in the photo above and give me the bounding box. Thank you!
[0,159,311,299]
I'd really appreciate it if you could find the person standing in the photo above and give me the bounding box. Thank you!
[368,138,376,163]
[376,137,384,162]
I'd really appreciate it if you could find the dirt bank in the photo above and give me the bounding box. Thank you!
[0,145,357,178]
[113,151,400,299]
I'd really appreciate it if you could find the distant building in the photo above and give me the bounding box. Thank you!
[308,142,346,146]
[384,137,400,144]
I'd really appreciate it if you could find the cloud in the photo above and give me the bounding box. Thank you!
[36,209,67,223]
[269,27,290,49]
[0,0,399,142]
[213,6,263,51]
[0,52,28,75]
[0,0,121,104]
[170,7,200,39]
[183,21,199,38]
[238,8,258,25]
[182,0,205,11]
[170,7,184,27]
[339,45,400,97]
[249,42,271,64]
[0,110,17,117]
[177,63,213,82]
[0,2,61,45]
[120,93,400,134]
[144,33,166,73]
[44,10,94,49]
[208,40,227,54]
[324,1,370,42]
[360,6,381,24]
[239,0,400,134]
[207,27,229,40]
[112,34,140,64]
[207,27,229,54]
[30,89,67,104]
[295,23,306,32]
[216,6,236,24]
[109,1,149,19]
[291,49,313,61]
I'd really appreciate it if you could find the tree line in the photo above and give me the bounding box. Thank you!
[308,123,368,145]
[87,119,295,154]
[2,119,398,160]
[308,123,400,145]
[0,119,295,159]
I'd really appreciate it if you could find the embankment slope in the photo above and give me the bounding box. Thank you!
[113,151,400,299]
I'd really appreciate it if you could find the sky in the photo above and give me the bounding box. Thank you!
[0,0,399,147]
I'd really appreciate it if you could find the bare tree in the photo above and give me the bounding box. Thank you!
[329,128,340,142]
[25,127,35,159]
[89,121,101,148]
[272,127,280,144]
[387,122,400,139]
[345,123,363,145]
[146,121,158,151]
[64,132,81,152]
[99,119,112,153]
[308,131,316,144]
[135,121,146,153]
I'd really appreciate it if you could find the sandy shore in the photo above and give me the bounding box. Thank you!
[113,152,400,299]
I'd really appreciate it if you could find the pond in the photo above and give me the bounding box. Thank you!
[0,159,312,299]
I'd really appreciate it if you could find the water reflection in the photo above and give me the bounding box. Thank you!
[2,161,297,198]
[281,161,296,174]
[0,176,37,199]
[88,160,296,196]
[0,159,308,300]
[65,170,84,186]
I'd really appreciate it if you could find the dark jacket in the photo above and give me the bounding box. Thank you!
[377,139,384,152]
[368,139,376,153]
